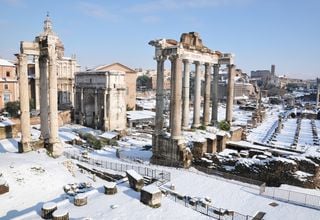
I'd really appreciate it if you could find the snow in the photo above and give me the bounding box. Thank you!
[99,131,118,140]
[0,58,15,67]
[126,169,143,181]
[127,110,155,121]
[142,184,161,194]
[1,122,320,220]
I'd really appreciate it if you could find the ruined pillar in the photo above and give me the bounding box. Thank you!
[34,55,40,110]
[170,55,183,139]
[226,64,235,124]
[317,78,320,108]
[192,61,201,128]
[79,88,84,125]
[17,53,31,152]
[39,56,50,142]
[203,63,212,126]
[103,92,109,131]
[154,56,165,134]
[211,64,219,125]
[48,45,63,157]
[182,59,190,129]
[94,89,98,129]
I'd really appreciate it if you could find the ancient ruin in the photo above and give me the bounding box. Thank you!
[149,32,235,166]
[316,78,320,109]
[15,15,63,156]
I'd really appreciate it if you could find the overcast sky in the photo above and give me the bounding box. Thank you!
[0,0,319,79]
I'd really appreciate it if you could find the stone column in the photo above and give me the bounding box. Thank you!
[103,92,108,131]
[94,89,98,129]
[17,54,31,152]
[34,55,40,110]
[226,64,235,124]
[211,64,219,125]
[169,57,176,131]
[79,88,84,125]
[154,56,165,134]
[48,46,63,157]
[317,78,320,108]
[182,59,190,129]
[192,61,201,128]
[170,55,183,139]
[39,56,50,142]
[203,63,212,126]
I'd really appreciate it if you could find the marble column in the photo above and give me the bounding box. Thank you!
[170,55,183,139]
[203,63,212,126]
[79,88,84,125]
[34,55,40,110]
[94,89,98,129]
[211,64,219,125]
[182,59,190,129]
[48,46,63,157]
[103,92,108,131]
[192,61,201,128]
[169,57,176,131]
[39,56,49,142]
[17,54,31,152]
[317,78,320,108]
[154,56,165,134]
[226,64,235,124]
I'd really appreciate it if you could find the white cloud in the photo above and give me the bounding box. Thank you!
[128,0,253,13]
[77,2,119,21]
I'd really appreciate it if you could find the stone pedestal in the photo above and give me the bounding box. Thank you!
[126,169,144,192]
[52,209,69,220]
[74,193,87,206]
[140,185,162,208]
[104,182,117,195]
[41,202,57,219]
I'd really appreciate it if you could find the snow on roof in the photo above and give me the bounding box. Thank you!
[0,58,15,67]
[99,131,118,140]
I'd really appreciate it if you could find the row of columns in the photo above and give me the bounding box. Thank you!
[154,55,235,139]
[17,44,62,156]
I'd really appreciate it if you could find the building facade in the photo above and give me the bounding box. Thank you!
[74,71,127,131]
[93,63,137,110]
[0,58,18,110]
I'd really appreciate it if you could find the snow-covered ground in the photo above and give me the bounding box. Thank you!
[1,123,320,220]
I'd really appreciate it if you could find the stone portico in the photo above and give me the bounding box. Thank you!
[149,32,235,167]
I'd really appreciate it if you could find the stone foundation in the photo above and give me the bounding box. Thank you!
[151,134,192,168]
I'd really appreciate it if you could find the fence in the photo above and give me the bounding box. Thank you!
[261,187,320,210]
[63,151,171,185]
[163,189,255,220]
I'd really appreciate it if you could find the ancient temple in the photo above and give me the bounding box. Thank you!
[149,32,235,167]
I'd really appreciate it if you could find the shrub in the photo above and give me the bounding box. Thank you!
[218,120,230,131]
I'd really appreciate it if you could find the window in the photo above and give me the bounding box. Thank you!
[3,94,10,104]
[4,84,8,90]
[6,71,10,77]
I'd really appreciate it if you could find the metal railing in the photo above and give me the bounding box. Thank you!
[261,187,320,210]
[163,189,255,220]
[63,151,171,185]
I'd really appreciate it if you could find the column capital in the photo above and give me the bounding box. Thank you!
[155,55,166,62]
[227,64,235,68]
[213,63,220,68]
[169,54,180,61]
[205,62,213,68]
[183,59,190,64]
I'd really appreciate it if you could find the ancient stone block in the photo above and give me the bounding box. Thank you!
[126,169,144,192]
[140,185,162,208]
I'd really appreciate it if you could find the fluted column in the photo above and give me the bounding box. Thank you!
[39,56,49,142]
[79,88,84,125]
[203,63,212,125]
[48,45,63,157]
[226,64,235,124]
[182,59,190,129]
[211,64,219,125]
[317,78,320,108]
[192,61,201,128]
[17,53,31,152]
[94,89,98,129]
[34,55,40,110]
[170,55,183,139]
[154,56,165,134]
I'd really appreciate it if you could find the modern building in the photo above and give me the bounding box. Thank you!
[92,63,137,110]
[20,14,80,110]
[74,70,127,131]
[0,58,19,110]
